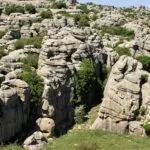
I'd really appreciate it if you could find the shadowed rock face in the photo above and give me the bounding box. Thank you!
[92,56,150,136]
[0,79,29,142]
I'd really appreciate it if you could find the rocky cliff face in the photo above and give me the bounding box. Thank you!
[0,79,29,142]
[92,56,150,136]
[36,27,118,136]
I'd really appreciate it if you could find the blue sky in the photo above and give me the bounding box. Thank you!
[78,0,150,7]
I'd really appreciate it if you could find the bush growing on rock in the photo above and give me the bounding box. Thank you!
[136,56,150,72]
[22,53,39,69]
[14,35,44,49]
[40,9,53,19]
[18,68,43,103]
[52,1,67,9]
[5,4,24,15]
[77,4,90,14]
[79,14,90,27]
[18,54,43,120]
[25,4,36,14]
[73,14,89,26]
[101,25,134,40]
[144,123,150,134]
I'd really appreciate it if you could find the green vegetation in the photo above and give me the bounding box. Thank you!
[18,54,43,103]
[74,105,86,124]
[5,4,25,15]
[0,31,6,39]
[25,4,36,14]
[77,4,90,14]
[52,1,67,9]
[4,4,36,15]
[115,47,131,56]
[57,11,72,17]
[0,46,6,58]
[0,144,23,150]
[73,59,98,107]
[40,9,53,19]
[14,34,44,49]
[43,130,150,150]
[73,14,89,27]
[144,123,150,133]
[136,56,150,72]
[72,59,105,124]
[18,54,43,121]
[3,129,150,150]
[78,14,89,27]
[101,25,135,40]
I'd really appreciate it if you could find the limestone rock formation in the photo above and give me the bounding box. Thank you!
[37,27,118,136]
[0,79,30,142]
[91,56,150,136]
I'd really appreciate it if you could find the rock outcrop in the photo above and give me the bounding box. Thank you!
[0,79,29,142]
[92,56,150,136]
[37,27,118,137]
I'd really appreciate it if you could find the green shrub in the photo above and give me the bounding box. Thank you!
[5,4,24,15]
[22,53,39,69]
[77,4,90,14]
[91,14,98,21]
[73,14,81,24]
[73,14,89,27]
[144,123,150,132]
[115,47,131,56]
[14,35,44,49]
[74,105,86,124]
[40,9,53,19]
[136,56,150,72]
[73,59,99,107]
[18,55,43,104]
[101,26,134,40]
[25,4,36,14]
[52,1,67,9]
[79,14,89,27]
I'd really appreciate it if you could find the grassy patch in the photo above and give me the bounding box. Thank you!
[43,130,150,150]
[14,34,45,49]
[1,129,150,150]
[101,25,134,40]
[115,47,131,56]
[0,144,23,150]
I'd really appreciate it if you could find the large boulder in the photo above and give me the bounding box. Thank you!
[91,56,150,136]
